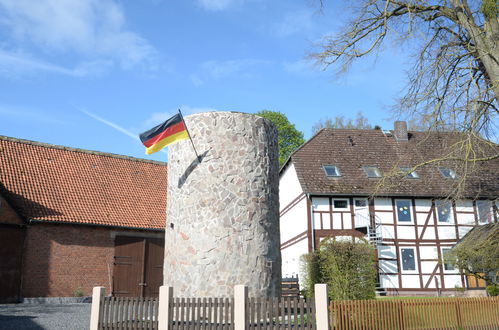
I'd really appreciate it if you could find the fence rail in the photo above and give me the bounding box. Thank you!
[169,297,234,329]
[91,286,499,330]
[98,296,158,330]
[330,297,499,330]
[247,296,315,329]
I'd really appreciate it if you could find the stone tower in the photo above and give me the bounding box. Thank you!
[164,111,281,298]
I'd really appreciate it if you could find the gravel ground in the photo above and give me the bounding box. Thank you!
[0,303,91,330]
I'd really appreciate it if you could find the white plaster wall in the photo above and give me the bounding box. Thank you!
[401,275,420,288]
[444,275,462,288]
[279,163,307,244]
[377,212,394,225]
[374,198,392,210]
[419,246,438,259]
[312,197,329,211]
[422,275,437,288]
[416,212,430,225]
[281,239,308,278]
[415,199,432,212]
[421,261,438,273]
[438,226,456,239]
[421,228,436,240]
[279,163,303,210]
[398,226,416,239]
[456,213,475,225]
[380,275,399,289]
[280,198,307,243]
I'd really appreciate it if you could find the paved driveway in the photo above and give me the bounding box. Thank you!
[0,303,91,330]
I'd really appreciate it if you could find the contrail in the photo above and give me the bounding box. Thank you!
[80,109,139,140]
[79,108,167,154]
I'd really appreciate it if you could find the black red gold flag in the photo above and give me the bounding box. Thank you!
[139,113,189,154]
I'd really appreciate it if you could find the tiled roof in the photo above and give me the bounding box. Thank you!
[286,128,499,198]
[0,136,166,230]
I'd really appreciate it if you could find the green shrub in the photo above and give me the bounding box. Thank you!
[301,239,376,300]
[73,287,84,297]
[486,284,499,296]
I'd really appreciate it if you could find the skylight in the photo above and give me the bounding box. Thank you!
[363,166,381,178]
[400,167,419,179]
[438,167,457,179]
[323,165,341,177]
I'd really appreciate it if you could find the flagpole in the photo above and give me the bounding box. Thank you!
[178,109,201,162]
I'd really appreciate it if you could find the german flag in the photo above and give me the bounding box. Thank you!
[139,113,189,154]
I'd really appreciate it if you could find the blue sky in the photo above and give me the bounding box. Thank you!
[0,0,408,162]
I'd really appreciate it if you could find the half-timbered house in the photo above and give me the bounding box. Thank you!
[279,121,498,295]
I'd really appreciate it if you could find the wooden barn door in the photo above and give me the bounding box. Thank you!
[113,236,164,297]
[0,225,25,303]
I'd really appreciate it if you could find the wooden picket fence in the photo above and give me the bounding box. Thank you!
[329,297,499,330]
[98,296,158,329]
[169,297,234,329]
[247,296,315,329]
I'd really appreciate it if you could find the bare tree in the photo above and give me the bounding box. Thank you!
[312,111,379,134]
[312,0,499,198]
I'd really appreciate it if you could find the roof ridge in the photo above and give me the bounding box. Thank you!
[0,135,166,166]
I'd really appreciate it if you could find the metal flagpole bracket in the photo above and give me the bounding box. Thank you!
[178,109,201,163]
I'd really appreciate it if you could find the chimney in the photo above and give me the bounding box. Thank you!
[394,121,408,141]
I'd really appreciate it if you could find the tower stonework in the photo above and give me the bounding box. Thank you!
[164,111,281,298]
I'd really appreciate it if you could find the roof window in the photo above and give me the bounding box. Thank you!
[438,167,457,179]
[323,165,341,177]
[400,167,419,179]
[363,166,381,178]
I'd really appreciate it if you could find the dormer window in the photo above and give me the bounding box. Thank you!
[439,167,457,179]
[363,166,381,178]
[400,167,419,179]
[323,165,341,177]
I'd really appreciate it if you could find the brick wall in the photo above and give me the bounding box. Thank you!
[22,223,115,297]
[0,195,24,225]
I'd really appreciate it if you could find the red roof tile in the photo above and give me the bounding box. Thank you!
[0,136,166,230]
[286,128,499,198]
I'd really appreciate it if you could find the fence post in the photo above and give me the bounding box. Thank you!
[314,284,329,330]
[89,286,105,330]
[158,286,173,330]
[234,285,248,330]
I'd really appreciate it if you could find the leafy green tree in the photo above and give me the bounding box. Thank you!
[302,239,377,300]
[256,110,305,166]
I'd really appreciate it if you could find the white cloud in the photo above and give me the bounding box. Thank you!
[273,10,315,37]
[202,59,268,79]
[197,0,243,11]
[189,74,204,87]
[0,49,112,77]
[0,104,68,125]
[0,0,157,72]
[282,58,317,76]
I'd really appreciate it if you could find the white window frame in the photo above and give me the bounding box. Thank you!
[399,247,418,273]
[438,167,457,179]
[435,200,453,223]
[323,165,341,177]
[363,166,382,178]
[400,167,420,179]
[395,199,413,223]
[332,199,349,210]
[441,247,456,273]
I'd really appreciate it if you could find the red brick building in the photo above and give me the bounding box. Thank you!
[0,136,166,302]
